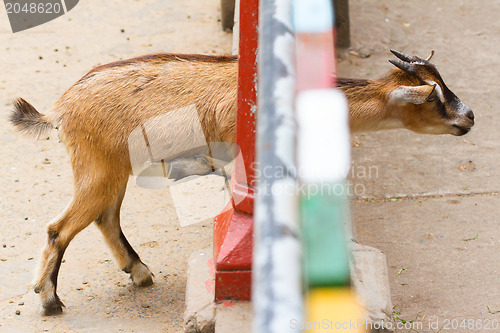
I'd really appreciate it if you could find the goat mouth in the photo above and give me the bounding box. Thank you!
[452,125,471,136]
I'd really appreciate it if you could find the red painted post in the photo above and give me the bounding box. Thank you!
[213,0,258,301]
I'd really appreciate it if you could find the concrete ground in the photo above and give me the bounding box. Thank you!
[339,1,500,332]
[1,0,500,333]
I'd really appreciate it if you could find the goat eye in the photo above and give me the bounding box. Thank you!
[427,94,436,102]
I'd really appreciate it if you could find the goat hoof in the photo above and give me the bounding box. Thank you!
[133,275,154,287]
[33,285,42,294]
[130,262,154,287]
[41,296,65,316]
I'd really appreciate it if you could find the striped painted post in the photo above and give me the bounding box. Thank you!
[252,0,303,332]
[294,0,366,332]
[296,89,351,287]
[253,0,365,331]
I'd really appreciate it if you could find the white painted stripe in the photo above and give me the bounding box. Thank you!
[293,0,334,33]
[297,89,350,182]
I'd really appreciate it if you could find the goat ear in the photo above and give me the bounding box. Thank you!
[388,85,435,106]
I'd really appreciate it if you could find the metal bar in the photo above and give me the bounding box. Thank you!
[213,0,258,302]
[233,0,259,214]
[252,0,303,332]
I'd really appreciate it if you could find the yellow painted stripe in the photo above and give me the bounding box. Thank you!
[305,288,367,332]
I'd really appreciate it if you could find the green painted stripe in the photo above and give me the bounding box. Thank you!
[301,182,350,287]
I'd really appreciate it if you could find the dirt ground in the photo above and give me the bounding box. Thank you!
[1,0,500,333]
[0,1,231,332]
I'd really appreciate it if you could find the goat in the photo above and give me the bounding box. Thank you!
[171,50,475,176]
[341,50,474,134]
[9,50,473,315]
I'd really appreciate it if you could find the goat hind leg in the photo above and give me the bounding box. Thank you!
[33,222,67,316]
[33,199,109,315]
[94,180,153,287]
[33,173,125,315]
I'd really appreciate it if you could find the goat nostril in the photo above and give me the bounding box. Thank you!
[466,110,474,121]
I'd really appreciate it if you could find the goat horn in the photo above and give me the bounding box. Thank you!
[390,49,414,62]
[425,50,435,61]
[389,59,413,73]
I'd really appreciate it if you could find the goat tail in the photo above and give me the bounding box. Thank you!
[10,98,54,138]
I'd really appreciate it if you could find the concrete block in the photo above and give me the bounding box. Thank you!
[215,301,253,333]
[350,242,394,333]
[184,244,394,333]
[184,248,216,333]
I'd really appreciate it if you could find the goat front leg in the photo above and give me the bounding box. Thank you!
[94,180,153,286]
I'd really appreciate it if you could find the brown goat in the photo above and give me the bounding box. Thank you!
[342,50,474,134]
[10,50,473,315]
